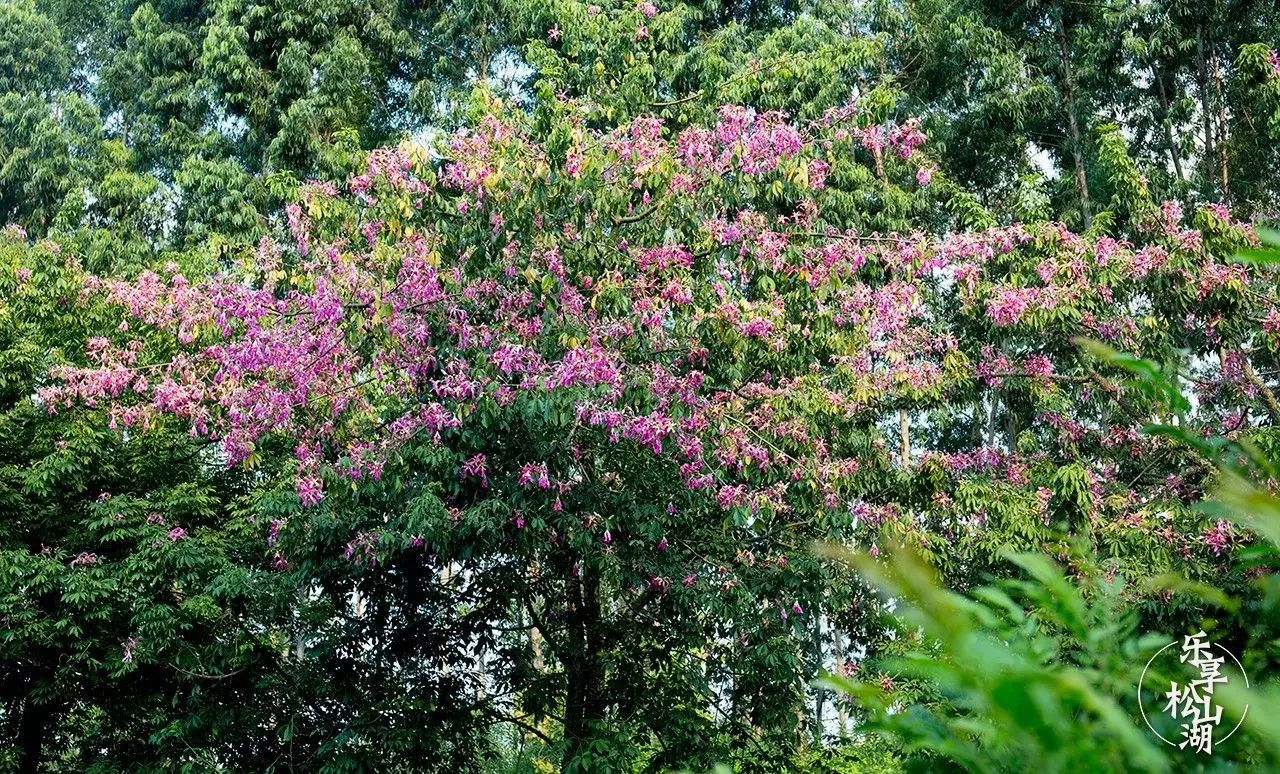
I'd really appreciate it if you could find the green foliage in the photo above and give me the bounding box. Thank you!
[0,0,69,95]
[824,545,1154,771]
[6,0,1280,771]
[0,232,287,771]
[822,337,1280,773]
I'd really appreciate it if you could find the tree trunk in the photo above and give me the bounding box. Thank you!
[293,584,309,662]
[986,391,1000,448]
[18,696,48,774]
[832,627,847,737]
[898,409,910,467]
[1152,63,1186,183]
[530,616,545,673]
[1057,15,1092,230]
[1212,47,1231,201]
[1005,397,1018,453]
[1195,23,1217,197]
[812,613,826,746]
[562,564,606,766]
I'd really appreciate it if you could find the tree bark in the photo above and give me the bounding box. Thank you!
[812,613,826,746]
[530,616,545,673]
[1152,63,1186,183]
[898,409,910,467]
[562,563,606,766]
[1057,14,1092,230]
[1239,355,1280,423]
[1005,395,1018,453]
[986,391,1001,448]
[18,696,48,774]
[1212,46,1231,201]
[1196,23,1217,197]
[832,627,847,737]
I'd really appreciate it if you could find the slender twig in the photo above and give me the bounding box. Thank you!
[168,663,247,681]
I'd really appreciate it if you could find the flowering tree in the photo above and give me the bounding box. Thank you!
[39,92,1280,765]
[0,229,293,771]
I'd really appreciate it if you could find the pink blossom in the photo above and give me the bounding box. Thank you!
[808,159,830,189]
[297,476,324,506]
[460,453,489,488]
[986,287,1039,326]
[1203,520,1232,556]
[1023,354,1053,375]
[519,462,551,489]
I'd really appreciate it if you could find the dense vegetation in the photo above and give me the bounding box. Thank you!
[3,0,1280,771]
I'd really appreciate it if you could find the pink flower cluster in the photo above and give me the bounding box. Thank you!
[37,102,1272,587]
